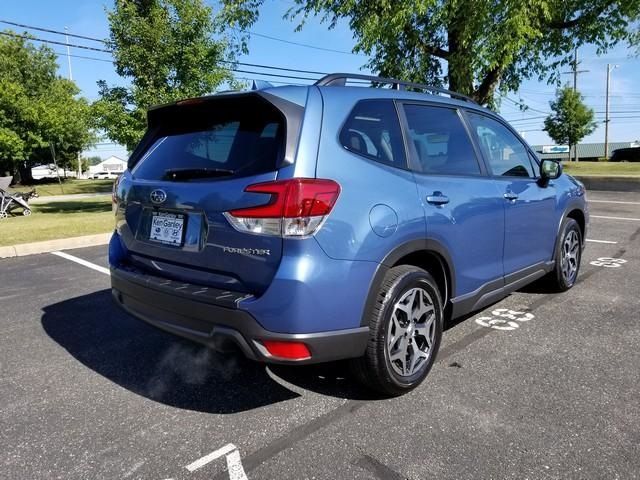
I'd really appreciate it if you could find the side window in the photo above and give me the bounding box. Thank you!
[467,113,536,178]
[339,100,406,168]
[402,104,481,176]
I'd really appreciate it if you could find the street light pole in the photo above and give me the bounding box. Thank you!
[64,27,73,81]
[604,64,619,161]
[561,47,589,162]
[64,27,82,179]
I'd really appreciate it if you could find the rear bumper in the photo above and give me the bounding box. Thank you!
[110,264,369,365]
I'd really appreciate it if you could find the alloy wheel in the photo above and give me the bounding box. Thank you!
[386,286,436,377]
[561,230,580,284]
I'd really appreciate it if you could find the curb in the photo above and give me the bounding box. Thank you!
[0,232,111,259]
[30,193,111,204]
[573,175,640,192]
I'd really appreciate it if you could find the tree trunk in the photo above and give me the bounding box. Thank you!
[446,18,474,98]
[17,162,33,184]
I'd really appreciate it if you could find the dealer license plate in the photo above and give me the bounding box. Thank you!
[149,211,185,246]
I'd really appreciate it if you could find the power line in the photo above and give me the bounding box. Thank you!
[232,27,364,56]
[0,30,111,53]
[0,19,106,43]
[233,68,317,81]
[0,16,364,57]
[224,60,326,76]
[51,50,113,63]
[507,115,548,122]
[1,25,331,77]
[503,96,550,115]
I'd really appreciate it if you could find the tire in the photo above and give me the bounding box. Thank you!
[22,209,31,216]
[351,265,443,396]
[543,218,582,292]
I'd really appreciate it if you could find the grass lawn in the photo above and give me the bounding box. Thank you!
[562,162,640,177]
[8,179,114,196]
[0,195,114,247]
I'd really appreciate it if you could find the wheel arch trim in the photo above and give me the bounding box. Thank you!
[359,238,455,327]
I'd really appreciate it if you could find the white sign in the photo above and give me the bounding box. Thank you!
[542,145,570,154]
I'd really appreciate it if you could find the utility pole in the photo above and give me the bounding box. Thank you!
[604,64,619,161]
[561,47,589,161]
[64,27,73,81]
[64,26,82,179]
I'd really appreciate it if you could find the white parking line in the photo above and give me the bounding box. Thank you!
[591,215,640,222]
[589,199,640,205]
[50,251,110,276]
[185,443,237,473]
[586,239,618,244]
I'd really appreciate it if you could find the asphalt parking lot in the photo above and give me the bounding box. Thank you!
[1,190,639,480]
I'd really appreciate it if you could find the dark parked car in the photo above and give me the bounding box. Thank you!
[610,147,640,162]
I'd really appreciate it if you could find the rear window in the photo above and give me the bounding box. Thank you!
[132,95,285,181]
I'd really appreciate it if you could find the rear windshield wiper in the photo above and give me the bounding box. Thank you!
[164,168,235,181]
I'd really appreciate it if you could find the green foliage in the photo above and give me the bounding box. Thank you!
[221,0,640,105]
[0,32,94,176]
[94,0,236,150]
[544,87,596,156]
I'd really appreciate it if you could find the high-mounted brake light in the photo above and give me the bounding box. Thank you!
[224,178,340,237]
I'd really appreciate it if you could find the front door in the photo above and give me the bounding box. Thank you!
[400,103,505,299]
[465,112,557,276]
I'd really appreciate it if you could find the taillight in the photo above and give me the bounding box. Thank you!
[224,178,340,237]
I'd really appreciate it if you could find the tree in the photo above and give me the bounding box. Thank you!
[543,87,596,162]
[222,0,640,105]
[0,31,94,181]
[93,0,237,150]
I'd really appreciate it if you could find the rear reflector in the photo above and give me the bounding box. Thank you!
[262,340,311,360]
[224,178,340,237]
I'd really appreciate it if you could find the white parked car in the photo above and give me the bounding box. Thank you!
[92,172,119,179]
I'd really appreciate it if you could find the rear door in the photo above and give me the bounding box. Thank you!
[465,111,557,275]
[115,93,301,294]
[399,102,505,298]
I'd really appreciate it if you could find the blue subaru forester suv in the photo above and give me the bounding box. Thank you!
[109,73,588,396]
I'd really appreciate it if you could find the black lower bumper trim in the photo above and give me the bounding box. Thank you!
[111,266,369,365]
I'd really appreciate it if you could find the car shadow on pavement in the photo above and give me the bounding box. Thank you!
[41,289,302,414]
[41,289,381,412]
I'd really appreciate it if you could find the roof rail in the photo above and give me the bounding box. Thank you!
[314,73,477,104]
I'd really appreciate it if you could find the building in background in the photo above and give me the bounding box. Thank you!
[532,142,638,162]
[88,156,127,178]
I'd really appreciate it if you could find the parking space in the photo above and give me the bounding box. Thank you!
[1,190,639,479]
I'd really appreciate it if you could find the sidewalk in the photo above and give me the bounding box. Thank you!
[30,192,111,204]
[0,233,111,258]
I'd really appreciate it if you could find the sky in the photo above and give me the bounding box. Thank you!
[2,0,639,159]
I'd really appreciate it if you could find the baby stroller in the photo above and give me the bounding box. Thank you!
[0,177,32,219]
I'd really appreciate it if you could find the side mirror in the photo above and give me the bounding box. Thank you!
[540,159,562,183]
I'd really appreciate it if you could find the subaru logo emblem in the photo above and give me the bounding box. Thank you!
[150,189,167,204]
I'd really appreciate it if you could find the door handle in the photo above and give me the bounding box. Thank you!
[503,191,518,201]
[426,192,450,205]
